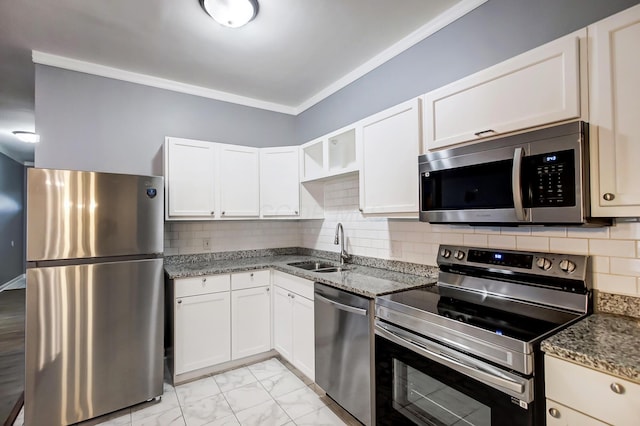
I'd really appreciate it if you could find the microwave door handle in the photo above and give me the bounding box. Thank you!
[512,147,527,221]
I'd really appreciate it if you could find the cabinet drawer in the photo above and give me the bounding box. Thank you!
[546,400,607,426]
[231,270,270,290]
[272,271,314,299]
[175,274,230,298]
[545,355,640,425]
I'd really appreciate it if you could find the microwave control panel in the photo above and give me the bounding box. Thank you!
[528,150,576,207]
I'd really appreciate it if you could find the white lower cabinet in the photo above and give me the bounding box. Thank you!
[231,285,271,359]
[175,291,231,375]
[272,271,315,381]
[545,355,640,425]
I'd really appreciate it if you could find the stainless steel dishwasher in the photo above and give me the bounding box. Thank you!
[314,282,374,426]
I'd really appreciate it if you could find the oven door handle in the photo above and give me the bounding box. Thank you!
[376,324,525,395]
[512,147,527,221]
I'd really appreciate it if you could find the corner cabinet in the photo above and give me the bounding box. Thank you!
[545,355,640,425]
[423,30,583,151]
[164,137,217,219]
[588,4,640,217]
[358,98,421,216]
[272,271,315,381]
[260,147,300,217]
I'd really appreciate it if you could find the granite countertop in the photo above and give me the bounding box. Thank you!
[541,313,640,384]
[164,254,438,298]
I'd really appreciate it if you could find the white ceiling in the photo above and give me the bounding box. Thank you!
[0,0,483,164]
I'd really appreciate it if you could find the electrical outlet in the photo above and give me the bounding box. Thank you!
[203,238,210,250]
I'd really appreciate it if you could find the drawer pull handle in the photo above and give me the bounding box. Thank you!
[474,129,496,137]
[610,382,625,394]
[548,408,560,418]
[177,300,182,304]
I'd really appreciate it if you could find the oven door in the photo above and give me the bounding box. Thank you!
[375,322,535,426]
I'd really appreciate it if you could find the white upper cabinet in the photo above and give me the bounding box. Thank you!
[423,30,583,151]
[358,98,421,216]
[218,144,260,218]
[300,126,358,182]
[260,147,300,217]
[165,137,217,219]
[589,4,640,217]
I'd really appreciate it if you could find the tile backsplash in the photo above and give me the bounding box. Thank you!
[166,174,640,297]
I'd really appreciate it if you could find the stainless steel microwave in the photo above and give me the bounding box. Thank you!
[419,121,610,226]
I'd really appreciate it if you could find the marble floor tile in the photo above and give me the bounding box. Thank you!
[274,386,326,420]
[95,409,133,425]
[131,393,181,423]
[175,377,221,406]
[259,370,306,398]
[234,400,291,426]
[213,367,257,393]
[131,406,185,426]
[223,381,272,413]
[202,415,241,426]
[246,358,288,381]
[294,406,349,426]
[182,394,233,426]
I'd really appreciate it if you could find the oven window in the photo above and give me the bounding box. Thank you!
[393,360,490,426]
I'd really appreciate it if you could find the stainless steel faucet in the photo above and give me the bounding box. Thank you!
[334,222,349,265]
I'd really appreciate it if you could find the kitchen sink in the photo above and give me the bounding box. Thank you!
[287,261,349,273]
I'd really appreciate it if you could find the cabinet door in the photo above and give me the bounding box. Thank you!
[218,144,260,217]
[272,285,293,361]
[231,286,271,360]
[291,294,315,381]
[359,98,421,215]
[174,292,230,375]
[546,400,608,426]
[260,147,300,216]
[589,4,640,216]
[424,31,581,150]
[165,137,216,218]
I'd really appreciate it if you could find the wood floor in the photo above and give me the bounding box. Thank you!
[0,289,25,424]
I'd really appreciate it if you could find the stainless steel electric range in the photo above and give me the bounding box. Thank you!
[374,245,592,426]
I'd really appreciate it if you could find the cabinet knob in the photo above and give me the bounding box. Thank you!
[266,287,270,293]
[222,211,226,215]
[548,408,560,418]
[202,277,207,283]
[603,193,615,201]
[211,211,215,215]
[359,208,363,213]
[177,299,182,304]
[291,294,295,299]
[295,211,299,215]
[610,382,625,394]
[250,273,254,277]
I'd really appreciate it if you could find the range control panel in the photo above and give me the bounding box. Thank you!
[437,245,588,281]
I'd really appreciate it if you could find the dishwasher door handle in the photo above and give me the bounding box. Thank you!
[315,293,368,316]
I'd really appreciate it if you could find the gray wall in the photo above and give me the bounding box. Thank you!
[0,152,24,284]
[295,0,640,142]
[35,66,297,175]
[34,0,640,174]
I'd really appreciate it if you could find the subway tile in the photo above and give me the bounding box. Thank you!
[590,256,610,274]
[530,227,567,237]
[500,227,531,235]
[589,240,635,258]
[609,220,640,240]
[549,238,588,255]
[463,234,488,247]
[441,233,464,245]
[516,236,549,252]
[594,273,637,296]
[610,257,640,277]
[487,235,517,249]
[567,227,610,239]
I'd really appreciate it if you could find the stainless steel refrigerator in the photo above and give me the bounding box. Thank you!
[24,168,164,426]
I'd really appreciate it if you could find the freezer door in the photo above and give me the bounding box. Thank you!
[27,168,163,261]
[25,259,163,426]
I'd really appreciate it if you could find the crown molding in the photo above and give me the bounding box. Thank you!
[32,51,298,115]
[32,0,486,116]
[293,0,487,114]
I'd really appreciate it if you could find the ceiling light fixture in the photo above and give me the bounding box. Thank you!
[200,0,259,28]
[12,131,40,143]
